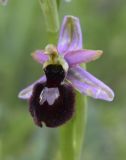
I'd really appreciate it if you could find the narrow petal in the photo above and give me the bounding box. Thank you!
[64,49,103,66]
[58,16,83,54]
[32,50,48,64]
[18,76,46,100]
[67,66,114,101]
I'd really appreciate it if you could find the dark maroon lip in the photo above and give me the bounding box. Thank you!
[29,82,75,127]
[28,64,76,128]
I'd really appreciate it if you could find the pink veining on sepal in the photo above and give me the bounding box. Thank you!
[67,66,114,101]
[58,16,83,54]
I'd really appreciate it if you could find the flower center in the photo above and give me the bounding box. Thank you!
[43,44,69,73]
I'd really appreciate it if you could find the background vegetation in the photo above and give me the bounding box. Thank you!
[0,0,126,160]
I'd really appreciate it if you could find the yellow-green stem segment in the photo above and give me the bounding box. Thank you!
[39,0,59,33]
[59,92,87,160]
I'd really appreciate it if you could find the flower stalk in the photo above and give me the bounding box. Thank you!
[56,0,60,8]
[60,92,87,160]
[39,0,59,33]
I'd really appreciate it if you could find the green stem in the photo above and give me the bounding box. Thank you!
[56,0,60,9]
[39,0,59,33]
[59,94,87,160]
[47,32,58,45]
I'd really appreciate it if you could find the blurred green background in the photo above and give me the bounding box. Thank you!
[0,0,126,160]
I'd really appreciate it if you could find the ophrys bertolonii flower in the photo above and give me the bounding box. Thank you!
[18,16,114,127]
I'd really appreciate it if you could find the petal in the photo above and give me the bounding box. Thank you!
[32,50,48,64]
[67,66,114,101]
[18,76,46,100]
[64,49,103,66]
[58,16,83,54]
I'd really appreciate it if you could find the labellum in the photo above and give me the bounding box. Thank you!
[29,59,75,127]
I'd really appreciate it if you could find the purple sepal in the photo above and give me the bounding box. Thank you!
[58,16,83,54]
[67,66,114,101]
[64,49,103,66]
[18,76,46,100]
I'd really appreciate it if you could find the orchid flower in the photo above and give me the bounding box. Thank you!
[18,16,114,127]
